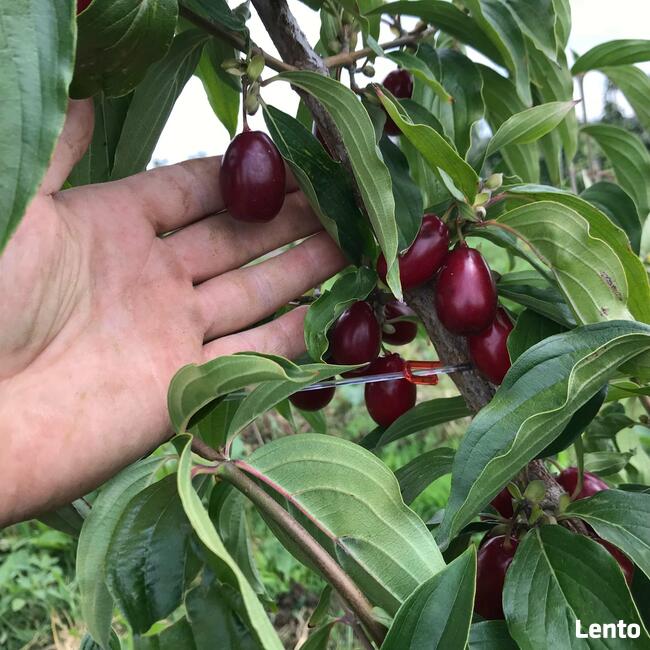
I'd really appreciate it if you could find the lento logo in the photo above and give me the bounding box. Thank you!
[575,620,641,640]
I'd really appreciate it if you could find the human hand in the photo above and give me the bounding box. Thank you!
[0,100,345,526]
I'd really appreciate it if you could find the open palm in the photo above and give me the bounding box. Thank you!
[0,100,345,525]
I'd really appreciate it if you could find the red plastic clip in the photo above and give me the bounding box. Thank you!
[404,360,442,385]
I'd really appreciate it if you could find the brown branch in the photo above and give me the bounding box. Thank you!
[218,462,386,647]
[191,438,224,462]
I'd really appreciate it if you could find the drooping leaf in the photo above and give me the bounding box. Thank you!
[572,39,650,75]
[71,0,178,98]
[501,0,557,59]
[196,38,241,138]
[581,181,641,254]
[176,436,283,650]
[567,490,650,581]
[246,434,445,614]
[303,266,378,362]
[503,526,649,648]
[77,458,161,647]
[469,621,517,649]
[38,499,90,538]
[106,475,195,633]
[584,451,633,476]
[180,0,248,35]
[497,201,632,324]
[507,309,566,362]
[582,124,650,223]
[381,547,476,650]
[274,71,400,297]
[553,0,571,50]
[263,105,373,265]
[395,448,455,505]
[0,1,75,252]
[602,65,650,134]
[436,320,650,548]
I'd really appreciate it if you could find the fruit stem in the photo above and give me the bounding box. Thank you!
[217,461,387,647]
[455,218,465,243]
[242,78,250,132]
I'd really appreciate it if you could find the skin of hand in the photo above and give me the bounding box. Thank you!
[0,99,346,527]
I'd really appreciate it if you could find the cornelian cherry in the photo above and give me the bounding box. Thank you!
[467,307,514,385]
[556,467,609,500]
[475,535,519,620]
[289,386,335,411]
[329,302,381,367]
[593,537,634,585]
[382,70,413,135]
[490,486,514,518]
[382,300,418,345]
[77,0,92,12]
[364,354,416,427]
[377,214,450,290]
[435,244,497,335]
[220,131,286,222]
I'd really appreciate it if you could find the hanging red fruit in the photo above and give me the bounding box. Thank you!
[289,386,335,412]
[556,467,609,500]
[382,300,418,345]
[382,69,413,135]
[467,307,514,385]
[364,354,417,427]
[329,301,381,367]
[475,535,519,620]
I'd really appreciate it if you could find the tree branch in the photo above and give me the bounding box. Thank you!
[218,461,386,647]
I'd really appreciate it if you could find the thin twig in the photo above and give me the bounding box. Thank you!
[191,438,224,462]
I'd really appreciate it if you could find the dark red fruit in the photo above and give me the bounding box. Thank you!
[377,214,450,290]
[220,130,286,222]
[364,354,417,427]
[556,467,609,500]
[467,307,514,385]
[475,535,519,620]
[593,537,634,585]
[329,302,381,367]
[382,300,418,345]
[289,386,335,411]
[435,244,497,335]
[382,69,413,135]
[490,486,514,518]
[77,0,92,12]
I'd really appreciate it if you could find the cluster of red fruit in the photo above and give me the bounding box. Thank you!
[475,468,633,620]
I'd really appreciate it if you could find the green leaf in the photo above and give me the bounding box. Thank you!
[106,475,195,633]
[180,0,248,34]
[478,65,540,182]
[275,71,400,297]
[464,0,531,105]
[299,622,336,650]
[80,630,122,650]
[395,448,455,506]
[506,185,650,324]
[110,30,208,180]
[196,38,241,138]
[497,201,632,324]
[572,39,650,75]
[469,621,517,649]
[584,451,633,476]
[370,2,503,64]
[377,90,479,203]
[486,101,576,157]
[436,320,650,548]
[381,547,475,650]
[296,405,328,435]
[38,499,90,538]
[386,50,452,105]
[263,105,373,265]
[379,136,423,252]
[71,0,178,98]
[0,1,75,252]
[507,309,565,362]
[567,490,650,581]
[176,436,283,650]
[304,267,377,361]
[362,397,471,449]
[582,124,650,223]
[553,0,571,50]
[501,0,557,59]
[503,526,649,648]
[602,65,650,134]
[77,457,161,647]
[247,434,445,614]
[581,181,642,254]
[190,396,241,449]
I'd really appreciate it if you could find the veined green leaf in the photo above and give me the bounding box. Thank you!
[382,548,475,650]
[503,526,649,648]
[572,39,650,75]
[486,101,576,156]
[246,434,445,614]
[501,0,557,59]
[304,266,377,361]
[469,621,517,649]
[436,320,650,548]
[507,309,566,361]
[71,0,178,98]
[553,0,572,50]
[497,201,632,324]
[602,65,650,134]
[395,448,455,505]
[386,50,452,104]
[567,490,650,581]
[77,457,161,647]
[180,0,248,34]
[176,436,282,649]
[0,1,75,252]
[582,123,650,222]
[377,90,479,203]
[274,71,400,297]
